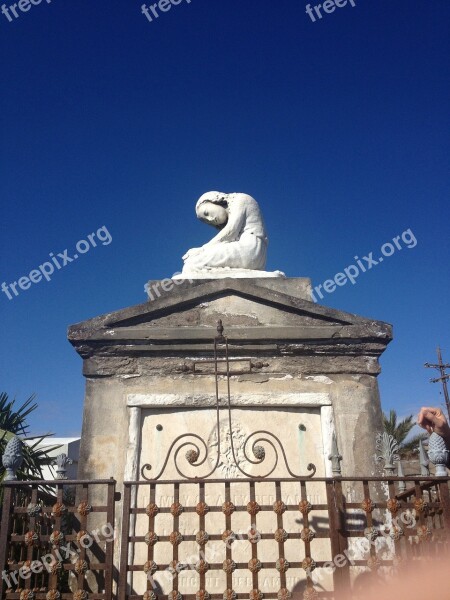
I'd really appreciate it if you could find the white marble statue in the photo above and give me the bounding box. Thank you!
[178,191,284,278]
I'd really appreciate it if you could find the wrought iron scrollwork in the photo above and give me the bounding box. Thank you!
[141,320,316,481]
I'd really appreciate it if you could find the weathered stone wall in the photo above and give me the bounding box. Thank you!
[69,277,392,589]
[77,369,384,485]
[71,277,391,485]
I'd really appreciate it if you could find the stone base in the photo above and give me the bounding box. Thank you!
[146,276,313,303]
[69,276,393,589]
[174,268,286,279]
[69,276,392,483]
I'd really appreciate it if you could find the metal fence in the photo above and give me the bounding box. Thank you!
[2,326,449,599]
[118,475,450,600]
[1,475,449,600]
[0,479,116,600]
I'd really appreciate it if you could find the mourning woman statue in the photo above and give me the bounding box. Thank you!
[179,191,284,278]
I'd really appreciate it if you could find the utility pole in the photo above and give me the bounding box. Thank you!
[425,347,450,420]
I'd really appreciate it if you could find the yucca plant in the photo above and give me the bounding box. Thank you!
[0,392,61,485]
[383,409,428,459]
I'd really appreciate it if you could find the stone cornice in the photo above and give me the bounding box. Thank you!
[68,278,392,360]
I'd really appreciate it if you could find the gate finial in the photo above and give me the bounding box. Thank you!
[376,432,400,475]
[328,433,342,476]
[419,439,430,476]
[2,435,24,481]
[216,319,225,339]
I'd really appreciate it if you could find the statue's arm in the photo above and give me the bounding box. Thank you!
[203,201,246,246]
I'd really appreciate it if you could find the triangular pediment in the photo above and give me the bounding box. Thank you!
[68,279,392,350]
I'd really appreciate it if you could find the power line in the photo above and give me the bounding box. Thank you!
[425,347,450,420]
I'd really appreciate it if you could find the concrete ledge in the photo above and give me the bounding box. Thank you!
[127,392,331,408]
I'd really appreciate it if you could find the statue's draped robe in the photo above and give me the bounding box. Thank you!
[183,194,268,272]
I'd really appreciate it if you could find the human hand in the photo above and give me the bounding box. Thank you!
[417,406,450,445]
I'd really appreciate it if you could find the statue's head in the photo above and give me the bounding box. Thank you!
[195,191,228,229]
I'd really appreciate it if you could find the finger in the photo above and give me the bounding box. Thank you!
[417,410,434,433]
[422,409,442,424]
[421,407,442,416]
[417,409,429,425]
[417,417,432,433]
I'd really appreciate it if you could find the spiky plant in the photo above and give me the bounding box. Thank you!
[382,409,428,459]
[0,392,61,484]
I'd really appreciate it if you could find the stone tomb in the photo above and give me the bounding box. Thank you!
[68,277,392,594]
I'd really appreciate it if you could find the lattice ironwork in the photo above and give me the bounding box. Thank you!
[118,322,450,600]
[118,475,450,600]
[0,479,116,600]
[120,478,327,600]
[3,323,450,600]
[340,477,450,573]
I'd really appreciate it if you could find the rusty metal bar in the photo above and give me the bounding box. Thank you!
[325,481,341,594]
[1,479,115,486]
[0,485,13,600]
[335,478,350,596]
[362,480,375,565]
[24,487,38,594]
[275,481,286,592]
[105,480,116,600]
[298,480,315,596]
[172,483,180,595]
[325,479,349,599]
[198,482,206,594]
[125,476,450,485]
[144,483,156,598]
[438,481,450,536]
[387,479,404,562]
[249,481,260,594]
[119,484,132,600]
[224,481,233,593]
[76,483,89,594]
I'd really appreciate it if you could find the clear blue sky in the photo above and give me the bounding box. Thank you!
[1,0,449,437]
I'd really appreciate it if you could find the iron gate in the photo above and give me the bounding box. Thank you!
[2,323,450,600]
[116,323,450,600]
[0,479,117,600]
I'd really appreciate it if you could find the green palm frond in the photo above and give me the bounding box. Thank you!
[0,393,61,488]
[383,410,415,444]
[383,409,398,435]
[0,392,38,436]
[382,410,427,458]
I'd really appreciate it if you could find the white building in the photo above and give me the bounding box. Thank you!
[25,437,80,480]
